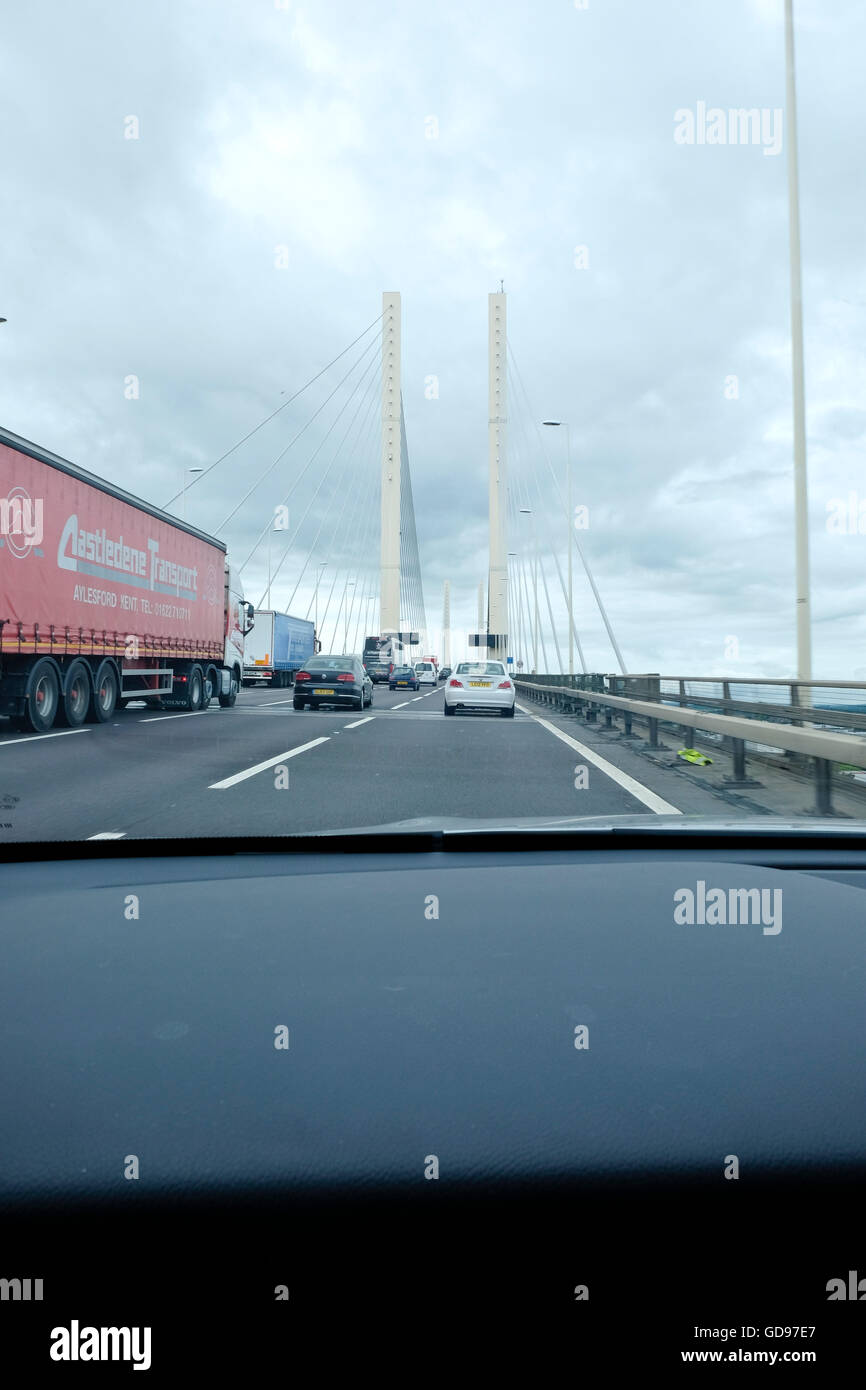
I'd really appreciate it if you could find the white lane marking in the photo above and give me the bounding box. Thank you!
[0,728,91,747]
[410,696,424,702]
[87,831,127,840]
[521,708,682,816]
[344,716,375,729]
[252,698,296,707]
[209,737,330,789]
[391,701,411,709]
[140,711,213,722]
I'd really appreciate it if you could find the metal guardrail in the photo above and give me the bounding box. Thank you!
[514,674,866,815]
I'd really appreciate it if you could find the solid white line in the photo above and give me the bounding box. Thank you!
[87,831,127,840]
[0,728,91,747]
[209,736,330,789]
[520,708,682,815]
[343,716,375,728]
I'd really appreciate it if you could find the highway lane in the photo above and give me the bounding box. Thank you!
[0,682,685,842]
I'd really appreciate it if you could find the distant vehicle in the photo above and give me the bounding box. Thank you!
[363,632,413,682]
[242,610,315,689]
[414,661,437,686]
[438,666,451,682]
[389,665,419,691]
[444,660,515,717]
[0,424,254,730]
[293,655,373,711]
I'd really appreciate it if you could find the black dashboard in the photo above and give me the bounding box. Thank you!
[1,826,864,1374]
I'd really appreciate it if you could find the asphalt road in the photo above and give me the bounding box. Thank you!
[0,680,714,842]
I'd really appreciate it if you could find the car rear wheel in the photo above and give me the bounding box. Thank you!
[444,702,455,716]
[293,698,305,710]
[500,705,515,718]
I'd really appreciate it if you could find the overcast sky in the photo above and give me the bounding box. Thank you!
[2,0,864,677]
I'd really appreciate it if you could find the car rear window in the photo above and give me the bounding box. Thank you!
[455,662,506,676]
[307,658,357,671]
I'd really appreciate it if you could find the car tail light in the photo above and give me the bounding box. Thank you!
[337,673,355,682]
[448,678,463,687]
[296,672,310,683]
[498,680,512,689]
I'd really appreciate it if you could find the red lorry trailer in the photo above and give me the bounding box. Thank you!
[0,425,254,733]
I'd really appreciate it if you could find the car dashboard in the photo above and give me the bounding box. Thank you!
[1,825,864,1373]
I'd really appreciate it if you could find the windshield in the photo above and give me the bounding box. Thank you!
[1,2,865,841]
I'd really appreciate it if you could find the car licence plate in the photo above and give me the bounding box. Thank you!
[469,681,491,687]
[313,688,335,695]
[397,680,408,685]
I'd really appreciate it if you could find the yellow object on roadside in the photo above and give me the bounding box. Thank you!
[677,748,713,765]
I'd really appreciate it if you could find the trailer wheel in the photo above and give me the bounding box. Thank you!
[58,660,92,727]
[22,659,61,733]
[219,671,239,708]
[88,661,118,722]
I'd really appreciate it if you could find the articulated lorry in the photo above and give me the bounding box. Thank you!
[0,425,254,733]
[242,610,316,688]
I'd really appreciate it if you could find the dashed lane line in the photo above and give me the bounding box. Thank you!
[209,736,330,790]
[0,728,91,747]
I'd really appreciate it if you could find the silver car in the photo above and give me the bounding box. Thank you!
[443,660,516,717]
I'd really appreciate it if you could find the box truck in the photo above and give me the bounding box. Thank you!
[0,424,254,733]
[242,610,316,688]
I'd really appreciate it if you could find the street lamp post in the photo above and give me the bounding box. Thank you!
[313,563,327,643]
[784,0,811,681]
[343,579,355,653]
[543,420,572,676]
[519,507,537,672]
[182,466,203,521]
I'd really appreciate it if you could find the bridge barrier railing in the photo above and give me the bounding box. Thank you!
[513,674,866,815]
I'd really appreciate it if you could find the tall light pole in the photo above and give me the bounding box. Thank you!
[519,507,538,672]
[784,0,811,681]
[314,563,327,643]
[182,466,203,521]
[543,420,573,676]
[342,579,355,653]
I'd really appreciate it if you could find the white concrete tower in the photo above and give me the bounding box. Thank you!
[487,292,508,661]
[380,292,402,635]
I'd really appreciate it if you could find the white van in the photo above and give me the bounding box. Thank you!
[414,661,437,686]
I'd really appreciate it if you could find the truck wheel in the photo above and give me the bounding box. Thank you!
[23,659,61,733]
[187,666,204,711]
[58,660,92,727]
[202,666,219,708]
[87,661,118,728]
[219,672,239,708]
